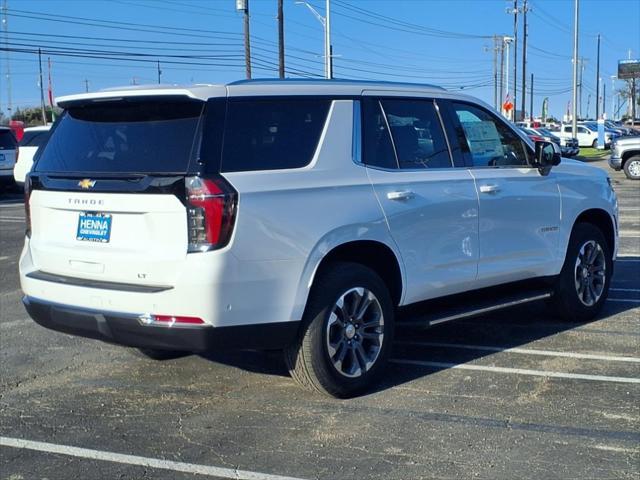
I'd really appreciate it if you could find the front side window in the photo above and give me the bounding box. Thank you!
[381,99,451,169]
[452,102,530,168]
[220,99,331,172]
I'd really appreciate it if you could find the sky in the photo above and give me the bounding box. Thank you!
[1,0,639,120]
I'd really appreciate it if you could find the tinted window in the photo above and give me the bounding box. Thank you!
[362,98,397,169]
[220,99,330,172]
[20,130,50,148]
[35,100,203,174]
[0,130,17,150]
[381,99,451,169]
[452,102,529,168]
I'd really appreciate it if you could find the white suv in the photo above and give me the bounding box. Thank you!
[20,80,618,397]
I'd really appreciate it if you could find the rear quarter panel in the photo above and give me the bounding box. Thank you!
[222,100,402,323]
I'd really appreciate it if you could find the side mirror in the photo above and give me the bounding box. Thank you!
[534,141,561,174]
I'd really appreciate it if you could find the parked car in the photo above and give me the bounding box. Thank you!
[609,136,640,179]
[20,80,618,397]
[526,127,579,157]
[558,123,617,148]
[14,125,51,188]
[605,120,639,137]
[0,126,19,187]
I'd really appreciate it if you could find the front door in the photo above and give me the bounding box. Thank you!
[446,101,561,285]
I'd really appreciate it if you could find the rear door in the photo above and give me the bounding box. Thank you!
[360,96,479,304]
[27,97,205,287]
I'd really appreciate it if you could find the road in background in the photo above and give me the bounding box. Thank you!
[0,158,638,480]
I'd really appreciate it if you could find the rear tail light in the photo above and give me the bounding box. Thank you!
[24,175,32,237]
[185,176,237,252]
[530,135,545,143]
[139,314,206,327]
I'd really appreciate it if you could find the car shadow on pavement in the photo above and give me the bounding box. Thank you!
[142,258,640,395]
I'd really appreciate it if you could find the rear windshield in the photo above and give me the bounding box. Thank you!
[220,99,331,172]
[0,130,17,150]
[20,130,50,148]
[35,100,204,174]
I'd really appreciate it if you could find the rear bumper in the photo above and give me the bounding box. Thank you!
[23,296,300,352]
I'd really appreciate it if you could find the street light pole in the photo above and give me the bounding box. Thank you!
[297,1,332,79]
[571,0,579,137]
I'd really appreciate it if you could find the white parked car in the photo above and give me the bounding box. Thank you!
[558,123,616,148]
[0,126,19,186]
[20,81,618,397]
[13,125,51,187]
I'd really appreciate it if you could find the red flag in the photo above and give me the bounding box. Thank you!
[47,57,54,108]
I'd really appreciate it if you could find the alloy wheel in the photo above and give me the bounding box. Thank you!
[325,287,384,378]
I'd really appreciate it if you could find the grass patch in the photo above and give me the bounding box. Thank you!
[576,147,609,161]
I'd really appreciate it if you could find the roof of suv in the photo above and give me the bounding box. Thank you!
[56,79,453,107]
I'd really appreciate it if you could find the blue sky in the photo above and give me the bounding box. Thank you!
[2,0,639,119]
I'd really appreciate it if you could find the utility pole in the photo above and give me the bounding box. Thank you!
[38,48,47,125]
[521,0,528,122]
[504,37,513,119]
[611,75,617,119]
[237,0,251,79]
[571,0,579,136]
[2,0,12,117]
[530,73,533,121]
[325,0,332,79]
[595,34,600,119]
[494,36,498,110]
[157,60,161,84]
[499,37,505,111]
[602,82,606,118]
[277,0,285,78]
[579,57,586,119]
[84,79,89,93]
[586,93,591,119]
[507,0,519,120]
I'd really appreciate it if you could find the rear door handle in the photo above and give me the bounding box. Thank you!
[479,184,500,194]
[387,190,414,201]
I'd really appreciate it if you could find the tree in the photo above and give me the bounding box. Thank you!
[11,106,61,126]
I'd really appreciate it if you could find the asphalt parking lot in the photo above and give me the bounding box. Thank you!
[0,158,638,479]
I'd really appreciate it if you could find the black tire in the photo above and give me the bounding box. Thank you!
[284,262,395,398]
[549,223,612,322]
[133,348,189,360]
[591,139,598,148]
[623,155,640,180]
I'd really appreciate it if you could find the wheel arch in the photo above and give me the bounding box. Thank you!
[292,238,405,322]
[572,208,616,256]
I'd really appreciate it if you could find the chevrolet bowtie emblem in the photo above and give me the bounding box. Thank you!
[78,179,96,189]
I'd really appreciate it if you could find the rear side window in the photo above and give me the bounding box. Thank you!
[20,130,50,148]
[35,100,204,174]
[0,130,17,150]
[361,98,397,169]
[220,99,331,172]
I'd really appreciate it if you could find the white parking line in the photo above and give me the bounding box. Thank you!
[0,437,308,480]
[390,359,640,384]
[0,218,23,223]
[0,216,23,220]
[396,341,640,363]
